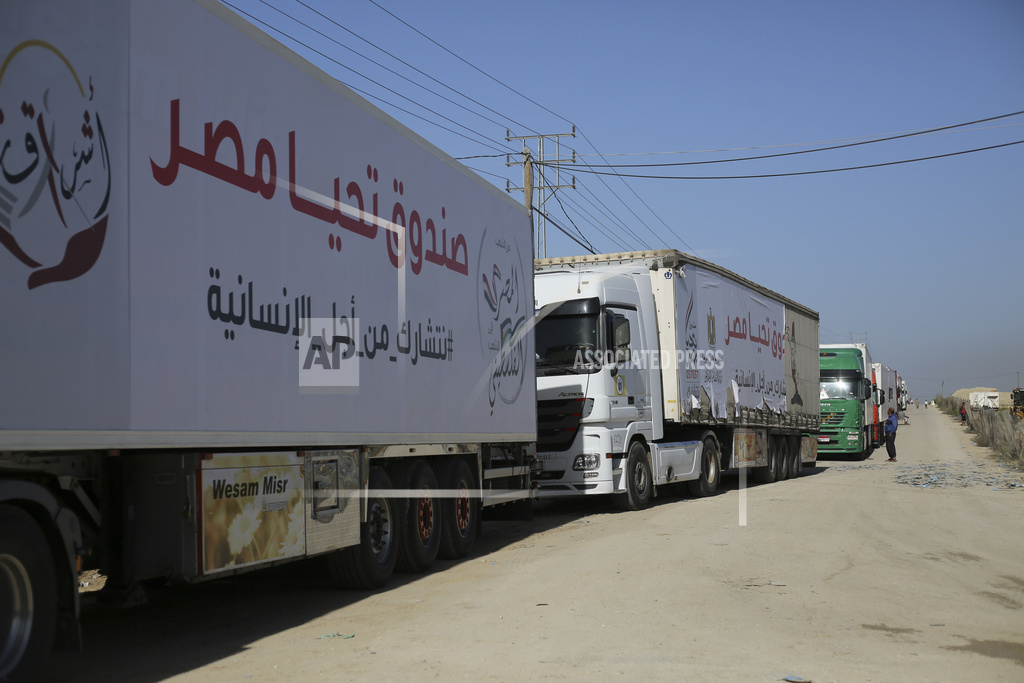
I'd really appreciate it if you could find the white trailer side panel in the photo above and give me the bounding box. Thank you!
[0,0,535,449]
[662,265,787,420]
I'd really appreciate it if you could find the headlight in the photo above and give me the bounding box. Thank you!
[572,453,600,471]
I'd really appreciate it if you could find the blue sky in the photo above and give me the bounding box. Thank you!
[221,0,1024,399]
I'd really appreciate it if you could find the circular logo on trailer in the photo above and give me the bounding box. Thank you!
[0,40,111,289]
[477,227,528,414]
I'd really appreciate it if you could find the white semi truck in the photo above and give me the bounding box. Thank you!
[0,1,534,680]
[531,251,820,510]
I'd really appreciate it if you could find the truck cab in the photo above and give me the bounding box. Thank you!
[818,346,873,458]
[532,264,662,498]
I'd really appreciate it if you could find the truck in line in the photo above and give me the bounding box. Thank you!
[870,362,898,446]
[531,250,820,509]
[818,344,875,459]
[0,1,534,679]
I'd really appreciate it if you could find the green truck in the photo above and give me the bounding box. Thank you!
[818,344,874,459]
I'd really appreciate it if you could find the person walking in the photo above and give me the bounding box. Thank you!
[884,407,898,462]
[960,402,967,426]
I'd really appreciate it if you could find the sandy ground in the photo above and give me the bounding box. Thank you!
[42,406,1024,682]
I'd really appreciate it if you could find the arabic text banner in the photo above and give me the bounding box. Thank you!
[678,267,786,418]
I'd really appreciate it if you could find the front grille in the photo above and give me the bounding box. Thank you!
[537,398,585,452]
[821,412,845,426]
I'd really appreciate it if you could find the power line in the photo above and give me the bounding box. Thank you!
[554,111,1024,168]
[366,0,571,129]
[536,140,1024,179]
[551,189,638,253]
[224,1,516,155]
[288,0,536,139]
[455,154,507,160]
[570,129,703,257]
[361,0,687,254]
[576,121,1024,157]
[571,179,653,251]
[531,207,596,254]
[550,190,596,254]
[223,1,651,255]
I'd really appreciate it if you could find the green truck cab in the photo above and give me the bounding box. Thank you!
[818,345,874,459]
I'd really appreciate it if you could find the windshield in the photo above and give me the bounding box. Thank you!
[820,380,859,400]
[535,311,600,374]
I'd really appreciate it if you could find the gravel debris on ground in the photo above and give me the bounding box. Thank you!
[825,460,1024,489]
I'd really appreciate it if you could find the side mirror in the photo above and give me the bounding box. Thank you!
[863,378,872,401]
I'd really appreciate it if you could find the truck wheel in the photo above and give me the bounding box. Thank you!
[789,439,802,478]
[687,436,720,498]
[395,460,441,572]
[777,438,790,480]
[754,438,779,483]
[438,458,478,560]
[0,505,57,683]
[327,467,398,589]
[614,442,652,511]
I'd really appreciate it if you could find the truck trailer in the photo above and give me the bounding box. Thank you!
[531,250,820,510]
[0,1,535,680]
[869,362,897,447]
[818,344,874,459]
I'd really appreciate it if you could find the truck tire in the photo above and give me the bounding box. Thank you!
[614,441,652,511]
[394,460,441,573]
[789,438,802,478]
[437,458,478,560]
[687,436,721,498]
[777,438,790,480]
[754,438,779,483]
[327,467,398,589]
[0,505,57,683]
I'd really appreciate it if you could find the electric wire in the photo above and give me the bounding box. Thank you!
[551,191,636,253]
[455,154,507,160]
[568,135,701,255]
[550,190,596,254]
[571,178,653,251]
[278,0,529,143]
[221,1,514,155]
[531,207,596,254]
[226,1,640,251]
[553,111,1024,168]
[360,0,688,253]
[576,121,1024,157]
[534,140,1024,179]
[366,0,568,129]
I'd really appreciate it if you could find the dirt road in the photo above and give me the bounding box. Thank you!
[43,406,1024,682]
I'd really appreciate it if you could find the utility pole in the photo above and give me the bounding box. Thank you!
[506,128,576,258]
